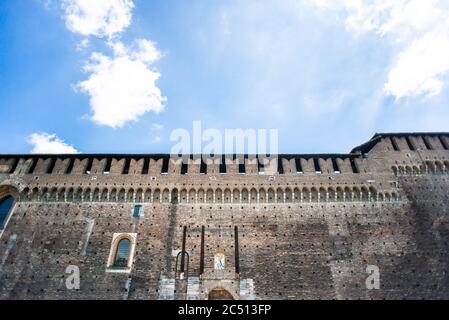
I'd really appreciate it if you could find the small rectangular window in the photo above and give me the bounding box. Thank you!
[133,205,143,218]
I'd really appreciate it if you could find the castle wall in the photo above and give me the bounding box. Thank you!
[1,133,449,300]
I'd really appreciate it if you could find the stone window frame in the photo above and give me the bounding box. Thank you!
[106,233,137,274]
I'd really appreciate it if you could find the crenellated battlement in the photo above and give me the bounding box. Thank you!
[1,133,448,178]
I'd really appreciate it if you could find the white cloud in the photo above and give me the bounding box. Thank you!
[311,0,449,99]
[385,31,449,98]
[149,123,164,143]
[151,123,164,131]
[78,40,166,128]
[62,0,134,38]
[76,38,89,51]
[150,136,161,144]
[28,133,79,154]
[60,1,166,128]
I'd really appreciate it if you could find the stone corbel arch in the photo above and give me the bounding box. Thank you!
[0,183,20,232]
[0,183,20,200]
[0,178,25,196]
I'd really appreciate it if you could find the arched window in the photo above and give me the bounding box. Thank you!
[153,189,161,202]
[127,189,135,203]
[135,189,144,203]
[162,189,170,203]
[206,189,214,203]
[0,196,15,228]
[171,189,179,204]
[241,189,249,203]
[214,189,221,203]
[106,233,136,273]
[113,238,131,268]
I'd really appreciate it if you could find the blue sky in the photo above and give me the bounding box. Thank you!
[1,0,449,155]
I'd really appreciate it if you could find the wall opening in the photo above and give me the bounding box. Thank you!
[46,158,56,174]
[142,157,150,174]
[239,163,246,174]
[405,136,416,151]
[295,158,303,174]
[208,288,234,300]
[84,158,93,175]
[65,158,75,174]
[9,158,19,174]
[219,155,227,174]
[122,158,131,174]
[350,158,359,173]
[313,158,321,173]
[438,136,449,150]
[331,158,340,173]
[422,136,433,150]
[103,158,112,174]
[28,158,37,174]
[181,162,188,175]
[389,137,400,151]
[200,158,207,175]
